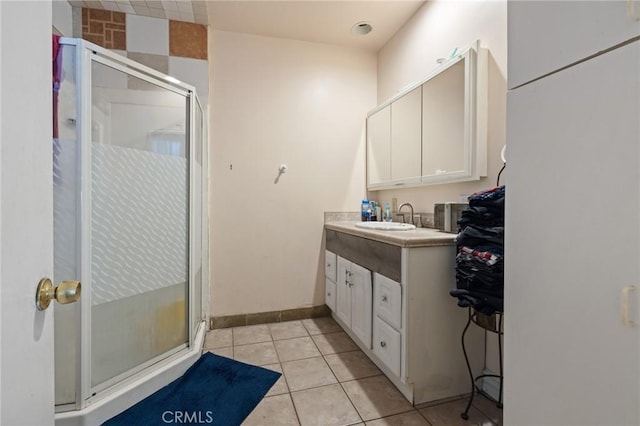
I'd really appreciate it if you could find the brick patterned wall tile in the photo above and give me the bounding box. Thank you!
[82,7,126,50]
[169,20,207,60]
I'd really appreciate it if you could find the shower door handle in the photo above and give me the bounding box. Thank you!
[35,277,81,311]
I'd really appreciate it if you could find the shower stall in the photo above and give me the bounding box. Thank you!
[53,38,208,424]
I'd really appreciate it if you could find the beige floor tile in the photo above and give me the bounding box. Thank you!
[281,356,338,391]
[291,383,361,426]
[234,341,279,366]
[470,394,503,425]
[242,394,299,426]
[324,350,382,382]
[418,399,494,426]
[302,317,343,335]
[342,375,414,421]
[269,320,309,340]
[204,328,232,349]
[233,324,272,346]
[262,363,289,397]
[365,410,429,425]
[204,347,233,358]
[274,336,321,362]
[312,331,359,355]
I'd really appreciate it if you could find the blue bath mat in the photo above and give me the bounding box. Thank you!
[103,352,281,426]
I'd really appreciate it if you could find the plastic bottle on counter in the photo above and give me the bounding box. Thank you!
[361,200,370,221]
[383,203,392,222]
[369,201,378,222]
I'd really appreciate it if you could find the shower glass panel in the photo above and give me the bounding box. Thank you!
[54,43,80,407]
[54,39,205,414]
[90,60,189,389]
[191,100,203,334]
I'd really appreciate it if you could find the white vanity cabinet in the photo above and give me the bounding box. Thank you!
[336,256,372,349]
[325,225,483,405]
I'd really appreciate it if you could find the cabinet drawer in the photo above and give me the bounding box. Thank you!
[325,277,336,312]
[372,316,401,377]
[374,273,401,330]
[325,250,337,282]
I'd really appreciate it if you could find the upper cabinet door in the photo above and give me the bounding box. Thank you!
[422,59,465,178]
[508,0,640,89]
[390,86,422,183]
[367,106,391,186]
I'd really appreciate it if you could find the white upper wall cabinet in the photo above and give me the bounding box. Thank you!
[366,41,487,191]
[508,0,640,89]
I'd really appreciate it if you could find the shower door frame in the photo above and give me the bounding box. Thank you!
[57,38,206,412]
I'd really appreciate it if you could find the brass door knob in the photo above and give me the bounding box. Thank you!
[36,278,81,311]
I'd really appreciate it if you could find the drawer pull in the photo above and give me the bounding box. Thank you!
[382,295,388,302]
[327,292,331,296]
[380,341,386,348]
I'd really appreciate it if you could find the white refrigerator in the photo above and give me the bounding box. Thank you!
[505,1,640,425]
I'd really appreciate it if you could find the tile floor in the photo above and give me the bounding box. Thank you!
[203,317,502,426]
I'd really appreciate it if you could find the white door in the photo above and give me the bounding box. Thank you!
[349,262,372,349]
[1,1,56,425]
[505,39,640,425]
[336,257,351,326]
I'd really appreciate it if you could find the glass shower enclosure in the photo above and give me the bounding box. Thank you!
[53,38,207,412]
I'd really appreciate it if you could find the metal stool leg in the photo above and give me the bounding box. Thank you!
[460,308,474,420]
[497,312,504,408]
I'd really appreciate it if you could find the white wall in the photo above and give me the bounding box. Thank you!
[52,0,73,36]
[209,30,376,316]
[373,0,507,212]
[374,0,507,376]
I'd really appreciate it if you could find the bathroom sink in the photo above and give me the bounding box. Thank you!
[355,222,416,231]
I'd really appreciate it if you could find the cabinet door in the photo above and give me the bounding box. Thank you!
[372,317,401,377]
[508,0,640,89]
[422,59,465,178]
[391,86,422,182]
[325,250,337,283]
[325,278,336,312]
[367,106,391,186]
[374,273,402,330]
[506,40,640,425]
[336,256,351,327]
[349,262,372,349]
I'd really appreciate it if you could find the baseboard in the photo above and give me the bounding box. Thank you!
[481,368,502,402]
[210,305,331,329]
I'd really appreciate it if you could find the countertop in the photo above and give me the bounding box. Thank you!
[325,221,456,248]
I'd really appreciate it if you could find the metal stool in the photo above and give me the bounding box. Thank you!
[460,308,503,420]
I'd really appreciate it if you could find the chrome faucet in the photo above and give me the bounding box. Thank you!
[397,202,416,225]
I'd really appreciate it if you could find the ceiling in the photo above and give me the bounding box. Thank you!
[67,0,426,52]
[67,1,210,24]
[206,1,426,51]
